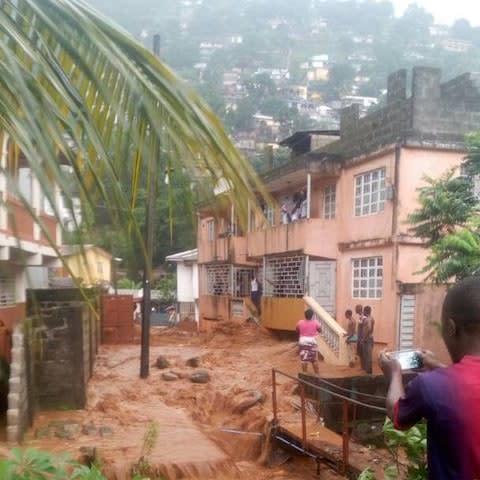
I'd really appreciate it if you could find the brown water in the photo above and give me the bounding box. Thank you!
[16,323,361,479]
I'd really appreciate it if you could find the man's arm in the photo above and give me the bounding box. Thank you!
[379,351,404,420]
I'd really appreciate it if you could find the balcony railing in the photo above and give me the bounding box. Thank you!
[304,295,349,366]
[247,218,337,259]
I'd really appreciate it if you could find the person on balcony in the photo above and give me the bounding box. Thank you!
[296,309,322,375]
[344,309,357,368]
[379,276,480,480]
[355,304,365,367]
[362,305,375,374]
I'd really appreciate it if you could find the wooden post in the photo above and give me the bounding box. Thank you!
[272,369,278,423]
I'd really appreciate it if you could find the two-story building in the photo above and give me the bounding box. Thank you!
[197,67,480,364]
[0,135,63,332]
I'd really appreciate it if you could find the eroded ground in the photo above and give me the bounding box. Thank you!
[18,322,378,479]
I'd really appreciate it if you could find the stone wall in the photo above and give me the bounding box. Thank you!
[7,323,29,443]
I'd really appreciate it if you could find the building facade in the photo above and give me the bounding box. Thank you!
[0,135,62,332]
[197,67,480,363]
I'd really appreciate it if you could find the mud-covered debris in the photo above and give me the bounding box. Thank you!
[162,371,179,381]
[155,355,170,369]
[35,426,51,439]
[190,370,211,384]
[232,390,266,414]
[56,422,81,440]
[186,356,200,367]
[82,422,98,436]
[99,426,114,437]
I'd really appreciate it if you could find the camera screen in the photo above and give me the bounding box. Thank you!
[390,350,422,370]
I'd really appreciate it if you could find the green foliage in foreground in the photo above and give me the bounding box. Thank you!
[0,448,152,480]
[359,419,427,480]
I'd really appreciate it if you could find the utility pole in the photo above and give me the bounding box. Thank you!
[140,33,161,378]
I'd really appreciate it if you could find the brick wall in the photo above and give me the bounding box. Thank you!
[101,295,135,344]
[309,67,480,165]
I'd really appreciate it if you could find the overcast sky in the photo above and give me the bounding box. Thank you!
[392,0,480,26]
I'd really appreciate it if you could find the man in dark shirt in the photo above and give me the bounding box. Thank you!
[379,277,480,479]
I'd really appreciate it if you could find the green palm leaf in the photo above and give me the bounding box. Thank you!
[0,0,265,268]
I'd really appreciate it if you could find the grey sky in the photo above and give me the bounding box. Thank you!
[392,0,480,26]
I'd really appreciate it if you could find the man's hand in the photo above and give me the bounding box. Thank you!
[378,350,402,377]
[419,349,447,370]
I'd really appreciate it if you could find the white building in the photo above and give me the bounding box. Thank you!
[165,249,199,325]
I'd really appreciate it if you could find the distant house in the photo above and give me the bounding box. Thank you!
[165,249,199,325]
[440,38,472,53]
[59,244,113,287]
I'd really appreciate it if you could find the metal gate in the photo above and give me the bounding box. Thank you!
[398,294,416,349]
[308,260,336,316]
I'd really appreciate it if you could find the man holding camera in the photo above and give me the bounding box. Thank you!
[379,277,480,479]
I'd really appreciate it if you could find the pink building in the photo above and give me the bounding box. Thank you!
[197,67,480,364]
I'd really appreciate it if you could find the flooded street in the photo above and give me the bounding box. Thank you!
[18,322,365,479]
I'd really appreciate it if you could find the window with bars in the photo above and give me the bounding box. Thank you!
[205,264,231,295]
[0,275,16,306]
[264,255,305,298]
[233,267,256,297]
[206,219,215,241]
[354,168,386,216]
[324,184,336,219]
[352,257,383,299]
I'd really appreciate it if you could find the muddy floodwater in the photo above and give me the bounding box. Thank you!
[15,322,375,479]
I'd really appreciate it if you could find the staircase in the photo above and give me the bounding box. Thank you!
[303,296,350,366]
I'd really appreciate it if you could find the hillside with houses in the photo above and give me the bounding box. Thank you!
[89,0,480,171]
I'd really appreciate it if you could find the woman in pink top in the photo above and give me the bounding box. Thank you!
[296,309,322,374]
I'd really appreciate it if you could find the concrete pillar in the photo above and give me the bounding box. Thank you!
[412,67,441,101]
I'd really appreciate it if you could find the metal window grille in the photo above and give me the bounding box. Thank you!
[207,220,215,241]
[324,184,336,219]
[264,255,305,298]
[0,275,16,306]
[205,264,231,295]
[354,168,386,216]
[352,256,383,299]
[233,267,256,297]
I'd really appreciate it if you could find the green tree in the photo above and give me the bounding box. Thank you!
[408,170,477,246]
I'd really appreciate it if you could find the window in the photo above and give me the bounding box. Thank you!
[97,262,104,275]
[206,219,215,241]
[0,274,16,306]
[352,257,383,299]
[18,167,33,202]
[249,208,256,232]
[265,205,275,226]
[354,168,386,216]
[324,185,336,219]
